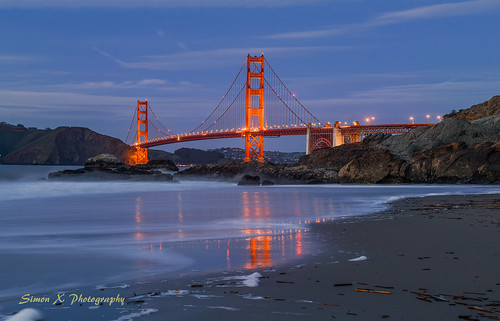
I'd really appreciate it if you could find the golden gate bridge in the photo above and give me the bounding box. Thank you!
[126,55,433,164]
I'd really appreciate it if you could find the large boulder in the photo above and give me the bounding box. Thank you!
[135,159,178,171]
[85,154,124,169]
[408,142,500,183]
[237,175,261,185]
[338,150,407,184]
[49,154,176,182]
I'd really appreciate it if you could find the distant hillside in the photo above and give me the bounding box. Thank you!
[0,123,135,165]
[211,147,304,163]
[0,123,225,165]
[149,148,224,165]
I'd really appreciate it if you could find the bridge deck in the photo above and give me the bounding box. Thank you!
[136,123,434,149]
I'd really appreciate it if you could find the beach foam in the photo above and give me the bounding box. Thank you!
[113,308,158,321]
[5,308,44,321]
[348,255,368,262]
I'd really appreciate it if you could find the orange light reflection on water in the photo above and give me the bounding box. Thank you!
[241,228,307,269]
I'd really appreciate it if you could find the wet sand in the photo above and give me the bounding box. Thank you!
[121,193,500,321]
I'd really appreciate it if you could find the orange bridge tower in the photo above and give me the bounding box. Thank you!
[136,100,149,164]
[244,54,265,162]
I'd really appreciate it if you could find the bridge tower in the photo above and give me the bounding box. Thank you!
[136,100,149,164]
[244,54,265,162]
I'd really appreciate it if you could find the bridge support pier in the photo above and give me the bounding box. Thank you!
[136,100,149,164]
[244,55,265,162]
[306,124,335,155]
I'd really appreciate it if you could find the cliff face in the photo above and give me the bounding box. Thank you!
[1,126,135,165]
[444,96,500,121]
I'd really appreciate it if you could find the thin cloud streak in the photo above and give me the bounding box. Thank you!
[0,89,218,120]
[94,46,351,71]
[51,79,200,92]
[0,55,35,62]
[267,0,500,39]
[303,79,500,106]
[0,0,331,8]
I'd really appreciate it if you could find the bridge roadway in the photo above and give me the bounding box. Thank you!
[137,123,433,149]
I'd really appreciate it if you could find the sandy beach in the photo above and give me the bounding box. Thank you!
[114,193,500,321]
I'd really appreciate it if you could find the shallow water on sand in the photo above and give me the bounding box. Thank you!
[0,165,499,319]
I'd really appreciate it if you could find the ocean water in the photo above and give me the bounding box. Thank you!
[0,165,499,318]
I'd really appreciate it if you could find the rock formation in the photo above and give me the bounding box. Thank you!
[1,126,135,165]
[444,95,500,121]
[48,154,177,181]
[237,175,261,185]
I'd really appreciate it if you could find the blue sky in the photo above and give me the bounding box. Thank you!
[1,0,499,152]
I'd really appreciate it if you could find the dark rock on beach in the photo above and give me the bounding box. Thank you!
[237,175,261,185]
[48,154,177,181]
[133,159,178,172]
[176,161,339,184]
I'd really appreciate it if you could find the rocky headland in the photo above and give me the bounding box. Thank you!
[48,154,178,181]
[177,96,500,184]
[0,125,137,165]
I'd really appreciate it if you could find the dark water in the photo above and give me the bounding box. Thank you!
[0,165,499,320]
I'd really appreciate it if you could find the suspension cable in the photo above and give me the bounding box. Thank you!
[264,57,323,126]
[147,101,177,135]
[202,83,246,132]
[189,57,247,133]
[263,77,307,126]
[125,107,137,143]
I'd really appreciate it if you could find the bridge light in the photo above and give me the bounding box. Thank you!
[436,115,441,121]
[409,116,414,124]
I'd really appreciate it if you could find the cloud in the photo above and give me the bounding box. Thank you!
[0,55,36,62]
[50,78,201,93]
[0,0,331,8]
[303,79,500,107]
[376,0,500,22]
[94,46,352,71]
[0,89,133,110]
[57,79,167,89]
[0,88,217,119]
[267,0,500,39]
